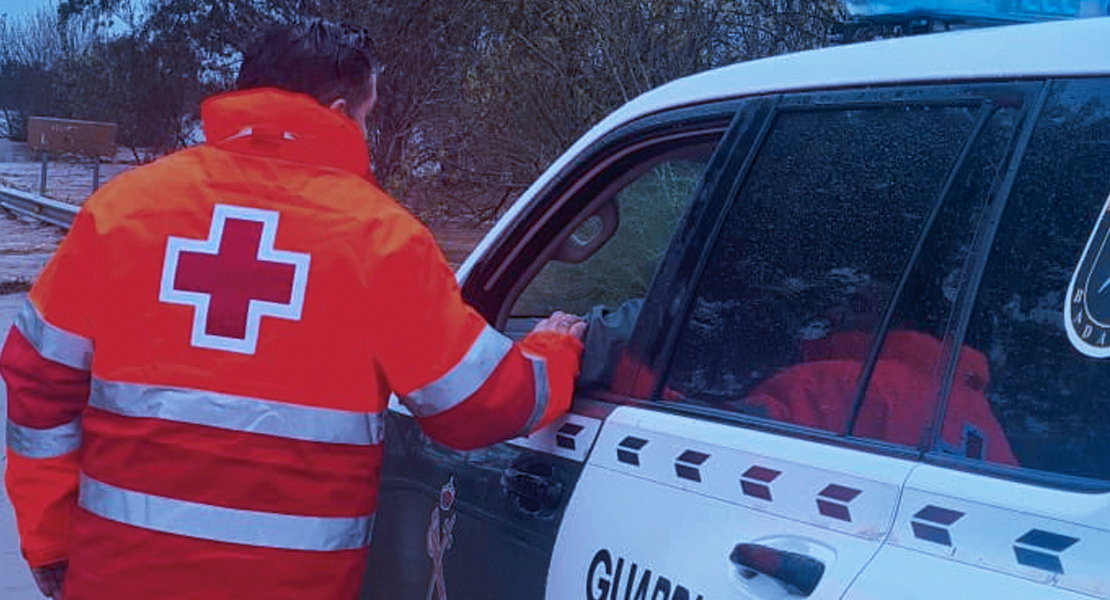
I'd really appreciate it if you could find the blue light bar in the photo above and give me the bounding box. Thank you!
[843,0,1107,20]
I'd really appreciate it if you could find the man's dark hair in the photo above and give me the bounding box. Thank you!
[237,19,380,107]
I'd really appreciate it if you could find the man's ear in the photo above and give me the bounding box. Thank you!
[329,97,348,115]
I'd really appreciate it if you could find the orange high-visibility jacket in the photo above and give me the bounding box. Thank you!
[1,88,581,600]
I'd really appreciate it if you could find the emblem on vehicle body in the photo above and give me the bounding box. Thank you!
[426,477,456,600]
[1066,193,1110,357]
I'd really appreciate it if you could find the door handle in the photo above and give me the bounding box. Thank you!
[500,455,564,517]
[730,543,825,597]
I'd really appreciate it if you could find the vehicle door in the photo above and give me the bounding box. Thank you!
[544,82,1034,600]
[362,102,737,600]
[845,78,1110,600]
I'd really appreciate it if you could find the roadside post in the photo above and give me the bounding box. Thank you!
[27,117,118,196]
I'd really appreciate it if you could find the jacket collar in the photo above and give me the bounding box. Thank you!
[201,88,370,177]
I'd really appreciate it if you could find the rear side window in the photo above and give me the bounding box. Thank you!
[962,79,1110,483]
[664,96,983,444]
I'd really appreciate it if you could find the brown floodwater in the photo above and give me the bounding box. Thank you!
[0,140,488,292]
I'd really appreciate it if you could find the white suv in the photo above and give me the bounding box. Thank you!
[365,13,1110,600]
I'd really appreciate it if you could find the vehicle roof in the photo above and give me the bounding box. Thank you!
[460,16,1110,279]
[589,16,1110,159]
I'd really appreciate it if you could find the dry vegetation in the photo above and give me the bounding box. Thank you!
[1,0,845,222]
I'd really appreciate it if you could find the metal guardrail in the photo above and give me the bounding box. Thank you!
[0,185,77,229]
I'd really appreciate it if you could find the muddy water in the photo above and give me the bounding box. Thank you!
[0,138,33,162]
[0,140,490,292]
[0,216,62,292]
[0,139,134,205]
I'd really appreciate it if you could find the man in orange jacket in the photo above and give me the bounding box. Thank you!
[2,19,584,600]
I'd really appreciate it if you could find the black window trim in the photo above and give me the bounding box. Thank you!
[490,128,727,326]
[846,99,999,441]
[629,97,780,386]
[647,84,1010,408]
[639,81,1110,491]
[924,83,1050,456]
[469,77,1110,493]
[461,99,743,324]
[920,80,1110,493]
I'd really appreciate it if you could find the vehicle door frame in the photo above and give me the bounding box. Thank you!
[629,81,1046,458]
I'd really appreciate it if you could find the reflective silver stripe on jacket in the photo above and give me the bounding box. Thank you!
[89,378,384,446]
[78,473,374,551]
[518,353,550,436]
[14,299,92,370]
[401,324,514,417]
[6,418,82,458]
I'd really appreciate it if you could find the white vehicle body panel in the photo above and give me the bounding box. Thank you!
[548,407,919,600]
[879,466,1110,598]
[843,546,1092,600]
[434,15,1110,600]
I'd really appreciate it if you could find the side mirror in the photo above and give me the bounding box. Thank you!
[554,201,619,264]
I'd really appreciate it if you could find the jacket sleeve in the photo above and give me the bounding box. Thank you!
[369,223,582,451]
[2,210,97,567]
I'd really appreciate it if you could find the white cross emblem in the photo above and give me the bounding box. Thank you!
[159,204,311,355]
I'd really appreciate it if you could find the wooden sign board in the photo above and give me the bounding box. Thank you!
[28,117,117,157]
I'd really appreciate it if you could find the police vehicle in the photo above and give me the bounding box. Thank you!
[365,4,1110,599]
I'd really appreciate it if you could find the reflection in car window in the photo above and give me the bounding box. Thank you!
[964,79,1110,482]
[664,101,982,443]
[512,157,710,317]
[856,96,1022,462]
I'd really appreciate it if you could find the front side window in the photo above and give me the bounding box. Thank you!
[488,122,724,391]
[663,94,995,446]
[512,155,711,318]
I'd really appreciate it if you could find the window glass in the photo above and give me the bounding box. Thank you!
[851,102,1020,456]
[664,101,979,441]
[512,155,710,318]
[961,79,1110,481]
